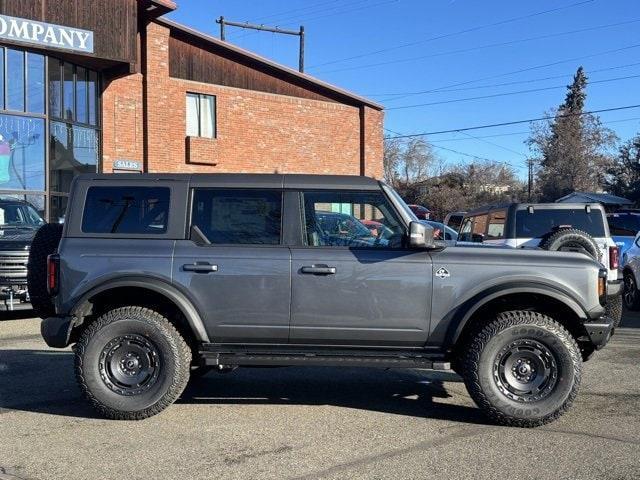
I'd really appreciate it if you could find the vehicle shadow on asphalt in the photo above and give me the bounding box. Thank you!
[0,309,37,321]
[0,349,491,425]
[180,367,492,425]
[0,349,102,419]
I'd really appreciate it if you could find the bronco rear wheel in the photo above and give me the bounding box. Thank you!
[461,310,581,427]
[74,306,191,420]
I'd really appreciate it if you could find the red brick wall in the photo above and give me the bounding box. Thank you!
[102,22,384,178]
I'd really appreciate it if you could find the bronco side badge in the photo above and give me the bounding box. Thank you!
[435,267,450,279]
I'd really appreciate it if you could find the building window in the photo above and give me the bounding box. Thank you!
[186,93,216,138]
[0,113,45,191]
[50,121,98,194]
[49,59,99,127]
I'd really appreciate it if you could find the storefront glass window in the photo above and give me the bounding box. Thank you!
[0,48,4,110]
[6,49,25,112]
[50,121,98,194]
[0,113,45,191]
[27,53,45,114]
[76,67,88,124]
[49,194,68,224]
[63,63,75,121]
[49,59,62,118]
[88,70,97,126]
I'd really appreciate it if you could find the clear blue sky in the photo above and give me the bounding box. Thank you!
[168,0,640,178]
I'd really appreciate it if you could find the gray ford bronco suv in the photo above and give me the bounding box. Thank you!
[31,174,614,427]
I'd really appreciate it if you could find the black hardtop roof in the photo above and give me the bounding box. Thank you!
[465,201,606,216]
[76,173,382,190]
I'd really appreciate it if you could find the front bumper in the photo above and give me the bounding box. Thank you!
[41,315,74,348]
[584,316,614,350]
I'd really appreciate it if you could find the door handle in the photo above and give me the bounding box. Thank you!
[300,265,336,275]
[183,263,218,273]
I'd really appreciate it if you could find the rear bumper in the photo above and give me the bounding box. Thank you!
[41,315,74,348]
[584,316,614,350]
[607,278,622,297]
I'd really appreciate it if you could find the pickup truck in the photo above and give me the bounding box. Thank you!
[30,173,614,427]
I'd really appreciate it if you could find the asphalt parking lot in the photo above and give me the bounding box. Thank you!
[1,311,639,480]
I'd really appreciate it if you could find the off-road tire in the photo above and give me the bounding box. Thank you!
[606,294,623,328]
[461,310,582,428]
[27,223,63,319]
[539,228,600,261]
[623,270,640,311]
[74,306,191,420]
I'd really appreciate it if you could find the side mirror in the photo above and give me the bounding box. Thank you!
[471,233,484,243]
[409,221,435,249]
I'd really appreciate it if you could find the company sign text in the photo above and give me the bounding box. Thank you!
[0,14,94,54]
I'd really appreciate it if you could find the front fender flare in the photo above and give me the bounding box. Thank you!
[69,276,210,342]
[447,282,588,348]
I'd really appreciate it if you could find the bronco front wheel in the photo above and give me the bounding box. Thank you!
[74,306,191,420]
[461,310,582,427]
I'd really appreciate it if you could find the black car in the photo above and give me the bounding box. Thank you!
[0,198,45,309]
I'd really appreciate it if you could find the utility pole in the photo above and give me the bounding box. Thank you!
[216,17,306,72]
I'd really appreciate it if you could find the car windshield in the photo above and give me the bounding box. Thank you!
[0,203,45,228]
[316,212,373,239]
[515,208,606,238]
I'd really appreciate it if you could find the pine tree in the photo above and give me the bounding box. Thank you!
[528,66,617,201]
[606,133,640,203]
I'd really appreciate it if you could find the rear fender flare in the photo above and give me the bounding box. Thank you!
[70,276,209,342]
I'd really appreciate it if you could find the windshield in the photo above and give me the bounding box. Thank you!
[0,203,45,228]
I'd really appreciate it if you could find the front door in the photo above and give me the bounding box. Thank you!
[173,188,290,343]
[290,189,432,347]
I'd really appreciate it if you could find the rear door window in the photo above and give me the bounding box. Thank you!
[82,186,170,234]
[608,214,640,236]
[487,210,506,239]
[515,208,606,238]
[190,189,282,245]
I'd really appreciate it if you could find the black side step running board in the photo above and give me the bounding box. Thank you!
[199,344,451,370]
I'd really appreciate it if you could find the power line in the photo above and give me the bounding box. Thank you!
[458,131,528,158]
[315,18,640,74]
[384,104,640,139]
[384,128,514,166]
[369,62,640,97]
[391,116,640,145]
[386,73,640,111]
[307,0,595,69]
[381,43,640,103]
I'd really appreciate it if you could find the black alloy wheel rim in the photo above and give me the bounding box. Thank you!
[493,339,558,403]
[99,334,161,396]
[624,274,636,307]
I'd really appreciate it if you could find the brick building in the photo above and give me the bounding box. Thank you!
[0,0,383,221]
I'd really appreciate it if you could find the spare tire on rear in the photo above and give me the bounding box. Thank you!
[539,228,600,261]
[27,223,63,319]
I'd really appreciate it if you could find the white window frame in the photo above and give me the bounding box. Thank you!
[186,92,216,139]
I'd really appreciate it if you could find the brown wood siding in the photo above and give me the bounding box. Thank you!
[0,0,138,64]
[169,31,361,106]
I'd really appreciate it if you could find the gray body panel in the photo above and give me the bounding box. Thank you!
[427,246,604,346]
[172,242,291,343]
[289,248,432,346]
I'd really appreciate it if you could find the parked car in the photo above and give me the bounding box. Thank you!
[443,211,466,232]
[420,220,458,246]
[32,173,613,427]
[607,210,640,260]
[620,231,640,310]
[457,202,622,325]
[408,204,431,220]
[0,198,45,310]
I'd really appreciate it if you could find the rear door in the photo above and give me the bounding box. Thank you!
[172,187,291,343]
[289,189,432,347]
